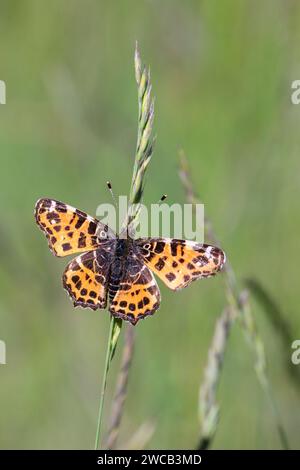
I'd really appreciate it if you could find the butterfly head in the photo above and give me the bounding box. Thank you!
[115,237,133,257]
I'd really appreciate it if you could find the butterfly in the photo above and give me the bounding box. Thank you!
[35,198,226,325]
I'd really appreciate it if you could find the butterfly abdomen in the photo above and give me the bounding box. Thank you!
[109,259,123,301]
[108,239,129,302]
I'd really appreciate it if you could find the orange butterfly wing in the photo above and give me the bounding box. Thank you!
[35,198,114,257]
[136,238,226,291]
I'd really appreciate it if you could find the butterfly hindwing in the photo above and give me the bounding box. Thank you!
[109,255,161,325]
[35,198,115,257]
[63,241,116,310]
[136,238,226,291]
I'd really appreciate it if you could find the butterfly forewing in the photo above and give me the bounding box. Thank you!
[109,255,161,325]
[35,198,115,257]
[136,238,226,291]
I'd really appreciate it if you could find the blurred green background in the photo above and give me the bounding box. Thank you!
[0,0,300,449]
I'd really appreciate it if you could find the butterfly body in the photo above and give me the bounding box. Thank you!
[35,198,226,325]
[108,238,134,302]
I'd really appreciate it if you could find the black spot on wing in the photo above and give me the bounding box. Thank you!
[154,241,165,253]
[155,258,165,271]
[88,221,97,234]
[75,217,85,229]
[166,272,176,282]
[62,242,72,251]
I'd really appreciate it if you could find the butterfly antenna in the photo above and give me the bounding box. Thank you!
[158,194,167,203]
[106,181,118,208]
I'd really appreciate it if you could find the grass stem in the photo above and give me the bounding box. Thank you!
[179,152,289,450]
[94,43,155,451]
[94,315,115,450]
